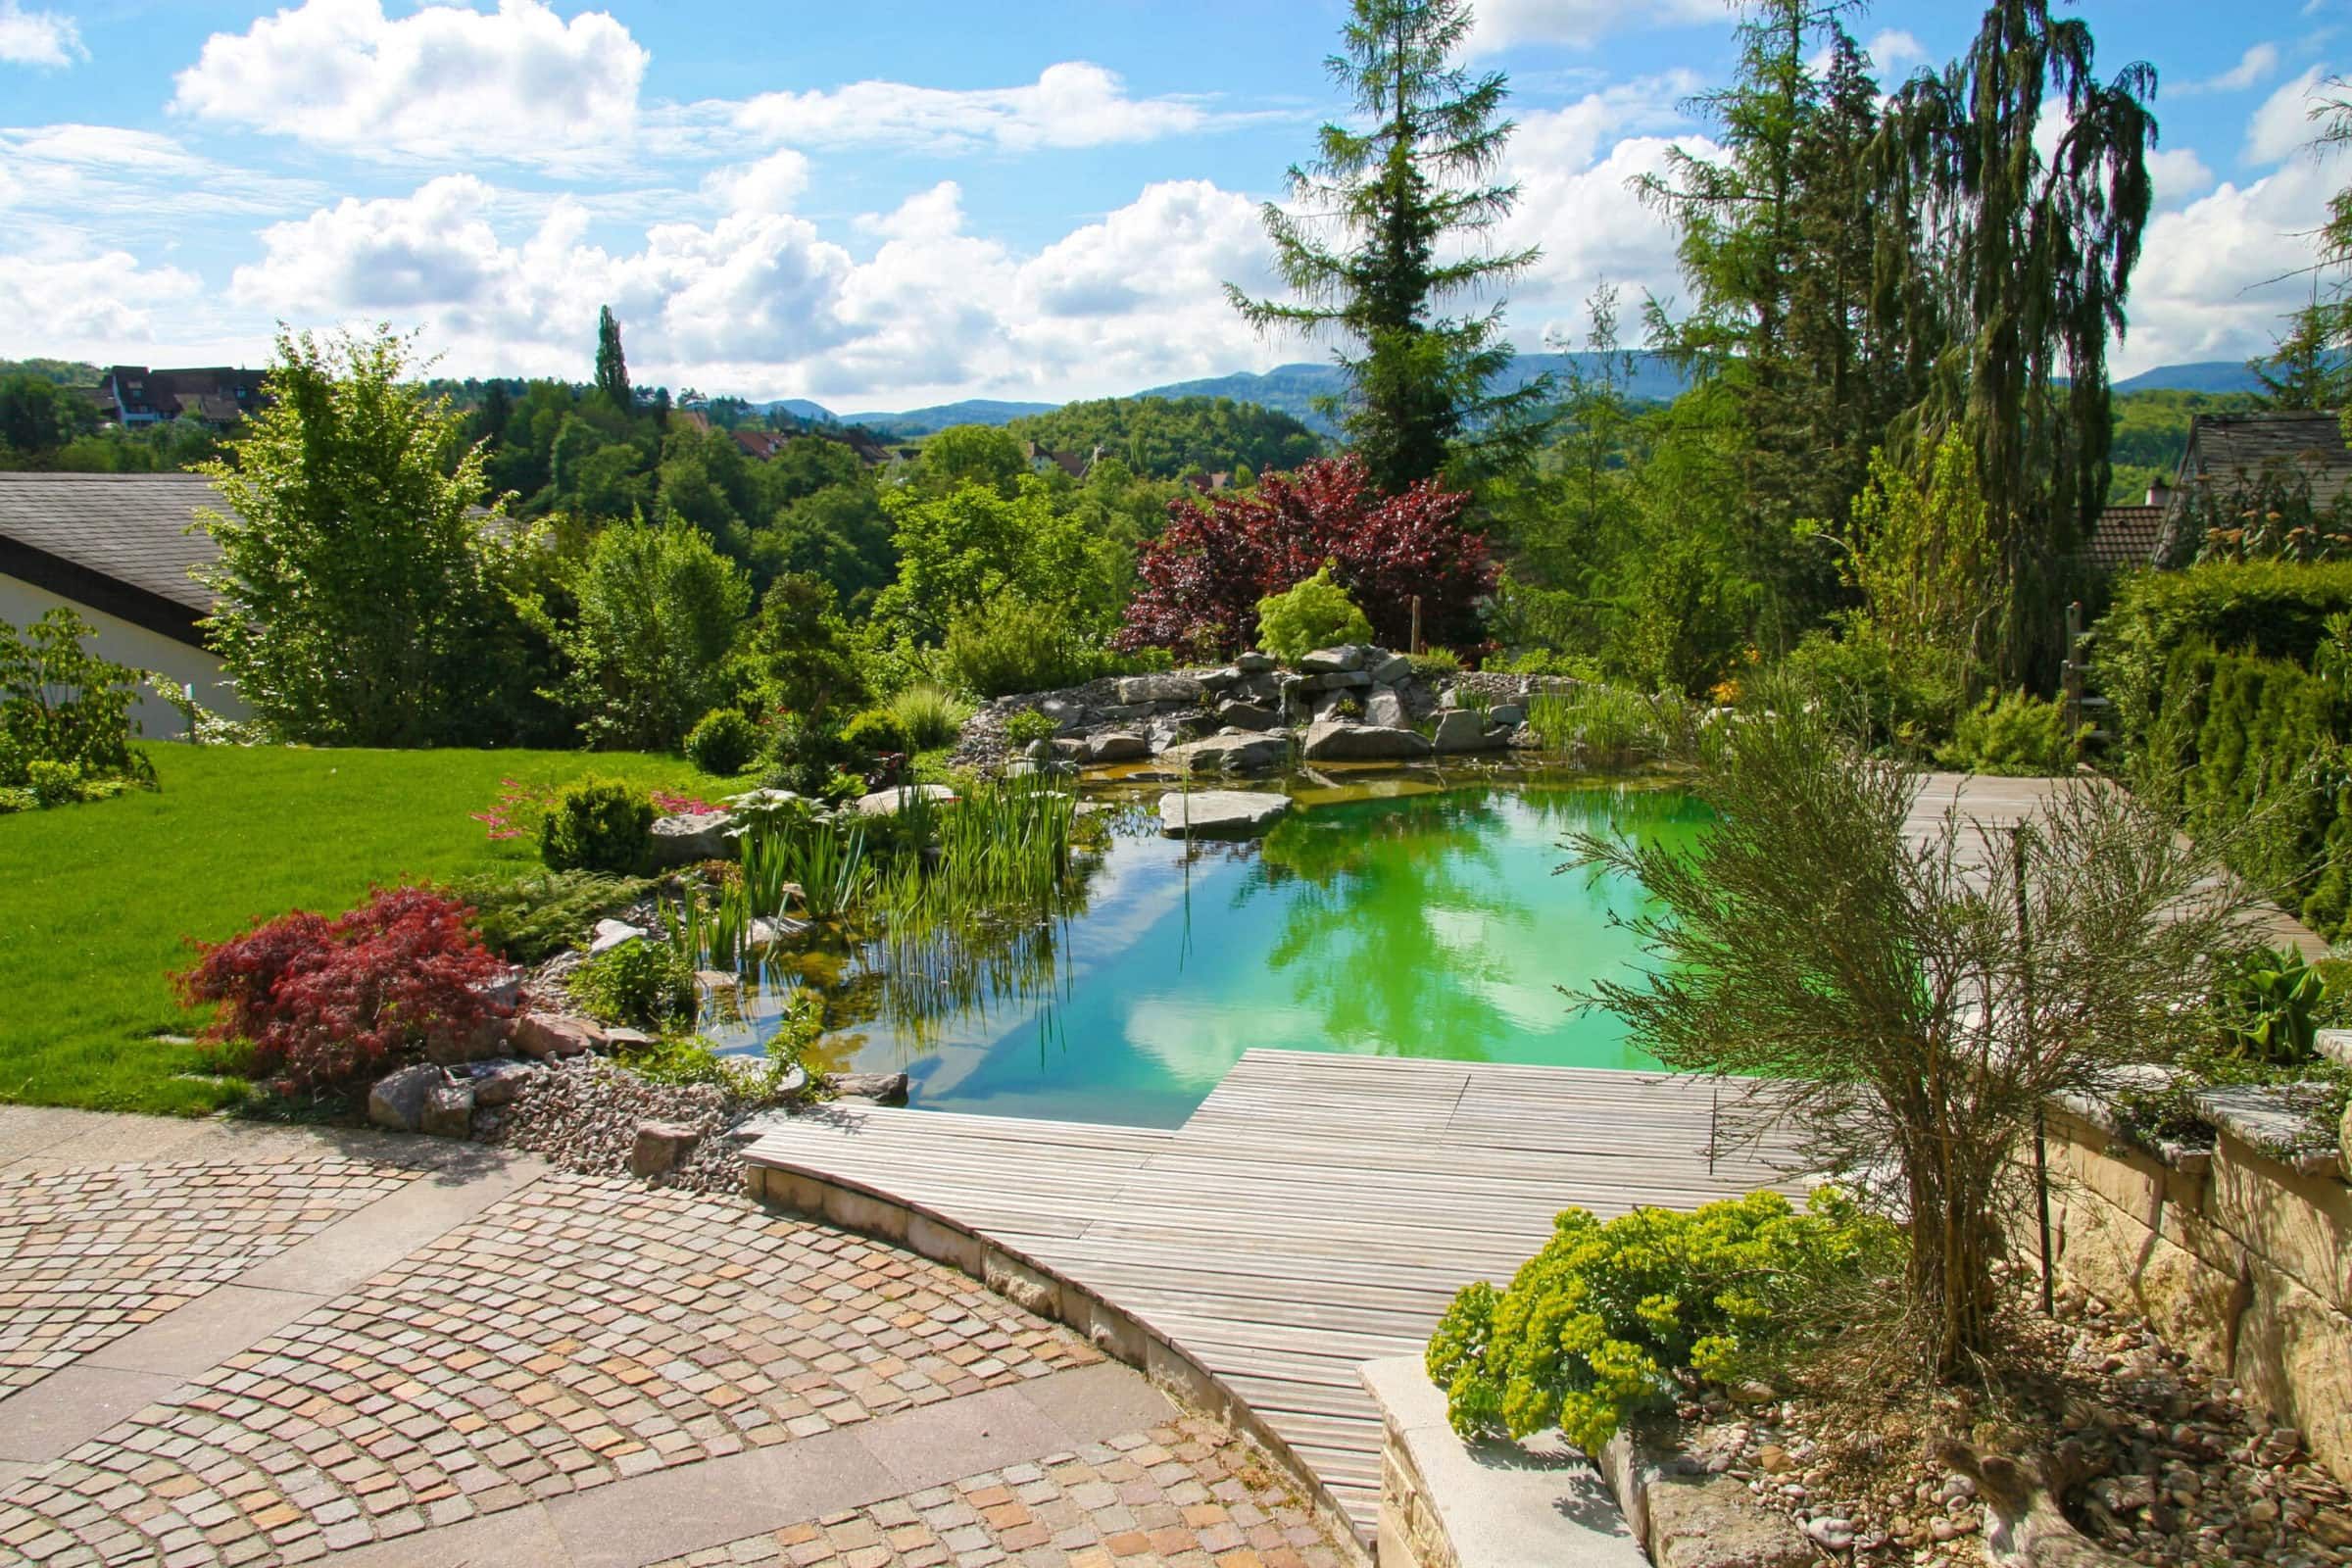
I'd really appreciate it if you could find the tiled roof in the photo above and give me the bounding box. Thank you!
[2180,412,2352,511]
[0,472,222,612]
[2086,504,2165,570]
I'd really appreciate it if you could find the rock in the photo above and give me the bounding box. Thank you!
[1115,673,1206,705]
[451,1057,543,1107]
[1302,669,1374,692]
[629,1120,702,1178]
[1198,665,1246,691]
[1804,1516,1855,1550]
[854,783,959,816]
[830,1070,910,1104]
[1430,709,1498,753]
[1756,1445,1793,1474]
[1214,700,1280,731]
[1644,1472,1816,1568]
[1159,790,1293,839]
[470,966,523,1011]
[1004,758,1077,779]
[748,915,812,947]
[1368,652,1414,684]
[1300,720,1432,761]
[1084,731,1152,762]
[1234,651,1277,672]
[1359,689,1405,728]
[368,1064,442,1132]
[589,918,648,955]
[512,1012,607,1061]
[1731,1380,1778,1405]
[695,968,739,993]
[603,1026,657,1050]
[650,809,734,867]
[421,1080,476,1139]
[1298,647,1363,674]
[1160,732,1291,774]
[1489,703,1526,728]
[1438,686,1461,710]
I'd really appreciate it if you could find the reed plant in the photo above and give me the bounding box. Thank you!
[887,681,973,751]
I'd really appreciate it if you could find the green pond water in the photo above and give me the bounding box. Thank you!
[707,781,1707,1128]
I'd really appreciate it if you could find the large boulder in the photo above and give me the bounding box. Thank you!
[1367,652,1414,685]
[1234,651,1278,673]
[368,1064,443,1133]
[831,1070,911,1104]
[1115,673,1206,706]
[1084,730,1152,763]
[1431,709,1505,754]
[1303,669,1373,693]
[854,783,959,816]
[629,1121,702,1178]
[589,918,647,955]
[1300,720,1433,761]
[512,1012,607,1061]
[1298,647,1364,674]
[451,1057,544,1107]
[1363,689,1406,729]
[1214,700,1280,731]
[420,1080,476,1140]
[651,810,734,867]
[1158,790,1293,839]
[1160,732,1291,774]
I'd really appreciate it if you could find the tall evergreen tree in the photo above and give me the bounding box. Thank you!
[1871,0,2157,683]
[1227,0,1541,494]
[594,305,632,413]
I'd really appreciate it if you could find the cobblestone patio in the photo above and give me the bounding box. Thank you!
[0,1109,1352,1568]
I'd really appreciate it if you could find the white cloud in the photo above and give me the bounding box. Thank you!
[2179,42,2280,96]
[1467,0,1719,54]
[699,148,809,217]
[734,62,1247,155]
[2245,64,2331,164]
[171,0,648,168]
[1862,29,1927,75]
[0,243,202,348]
[0,1,83,68]
[0,124,327,226]
[2149,145,2218,206]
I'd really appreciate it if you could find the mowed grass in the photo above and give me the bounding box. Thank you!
[0,745,736,1114]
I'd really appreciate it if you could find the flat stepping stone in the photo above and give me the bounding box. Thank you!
[853,784,959,816]
[1158,790,1292,839]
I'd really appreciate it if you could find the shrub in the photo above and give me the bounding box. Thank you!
[1002,709,1061,750]
[539,778,656,875]
[1117,455,1493,659]
[1934,690,2087,776]
[1778,621,1970,755]
[445,869,654,964]
[172,886,509,1087]
[2093,560,2352,747]
[0,607,155,795]
[1255,566,1375,663]
[683,708,760,775]
[839,708,909,758]
[1411,647,1464,678]
[540,517,751,750]
[567,939,696,1028]
[25,759,84,808]
[1426,1190,1897,1453]
[888,680,972,750]
[945,596,1106,697]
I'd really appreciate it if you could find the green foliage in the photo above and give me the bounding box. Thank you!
[445,869,653,965]
[1408,647,1462,678]
[2095,561,2352,747]
[539,778,656,875]
[1777,621,1969,755]
[195,326,552,746]
[839,708,908,758]
[1426,1190,1897,1452]
[568,939,695,1028]
[2105,390,2260,501]
[1254,566,1374,663]
[538,516,751,750]
[916,423,1026,495]
[1934,690,2086,777]
[945,596,1112,698]
[2215,944,2328,1067]
[0,372,99,461]
[683,709,760,776]
[0,608,154,796]
[1001,709,1061,750]
[873,476,1120,650]
[887,682,971,751]
[1606,532,1752,699]
[1835,433,2002,679]
[743,572,868,725]
[594,305,632,412]
[611,1033,733,1089]
[999,396,1322,480]
[1525,684,1690,761]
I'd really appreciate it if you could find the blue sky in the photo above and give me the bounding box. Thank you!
[2,0,2348,409]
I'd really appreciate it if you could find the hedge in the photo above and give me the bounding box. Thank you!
[2091,561,2352,748]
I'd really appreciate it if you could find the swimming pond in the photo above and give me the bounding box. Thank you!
[705,781,1705,1128]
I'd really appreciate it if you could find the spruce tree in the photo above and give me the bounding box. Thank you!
[595,305,632,413]
[1227,0,1541,494]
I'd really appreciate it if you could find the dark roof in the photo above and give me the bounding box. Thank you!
[732,428,792,460]
[2179,412,2352,510]
[2085,504,2165,570]
[100,366,268,425]
[0,472,222,647]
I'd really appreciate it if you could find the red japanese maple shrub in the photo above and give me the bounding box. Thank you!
[1115,455,1494,659]
[173,886,511,1087]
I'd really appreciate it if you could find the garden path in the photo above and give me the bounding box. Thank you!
[0,1105,1346,1568]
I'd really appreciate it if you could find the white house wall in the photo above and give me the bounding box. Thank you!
[0,573,247,742]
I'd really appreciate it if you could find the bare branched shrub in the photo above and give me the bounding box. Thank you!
[1570,703,2263,1380]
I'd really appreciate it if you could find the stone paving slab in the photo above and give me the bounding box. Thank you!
[0,1155,416,1402]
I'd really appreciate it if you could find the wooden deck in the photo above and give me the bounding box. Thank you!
[741,1050,1811,1544]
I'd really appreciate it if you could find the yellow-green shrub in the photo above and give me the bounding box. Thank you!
[1255,566,1373,663]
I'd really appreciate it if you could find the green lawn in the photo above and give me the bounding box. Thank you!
[0,745,735,1114]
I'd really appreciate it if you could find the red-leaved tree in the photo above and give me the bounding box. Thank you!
[174,886,511,1087]
[1115,456,1494,659]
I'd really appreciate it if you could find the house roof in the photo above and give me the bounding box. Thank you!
[2085,504,2165,570]
[100,366,268,425]
[0,472,222,647]
[2179,411,2352,510]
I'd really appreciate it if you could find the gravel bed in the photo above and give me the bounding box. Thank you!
[1670,1265,2352,1565]
[476,1055,757,1197]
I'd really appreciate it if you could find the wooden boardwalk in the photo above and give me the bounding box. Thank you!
[741,1050,1810,1544]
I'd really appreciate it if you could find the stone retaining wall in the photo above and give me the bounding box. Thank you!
[2035,1102,2352,1484]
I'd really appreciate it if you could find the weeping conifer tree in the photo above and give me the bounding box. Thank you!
[1871,0,2157,686]
[1228,0,1544,494]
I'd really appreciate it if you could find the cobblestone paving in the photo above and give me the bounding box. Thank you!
[646,1416,1348,1568]
[0,1174,1103,1566]
[0,1157,416,1402]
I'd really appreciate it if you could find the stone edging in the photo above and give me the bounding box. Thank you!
[742,1160,1373,1564]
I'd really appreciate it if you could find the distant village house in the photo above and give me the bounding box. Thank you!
[92,366,270,429]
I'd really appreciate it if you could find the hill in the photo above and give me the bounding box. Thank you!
[1134,352,1692,432]
[2111,361,2266,395]
[1001,396,1323,479]
[839,398,1059,436]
